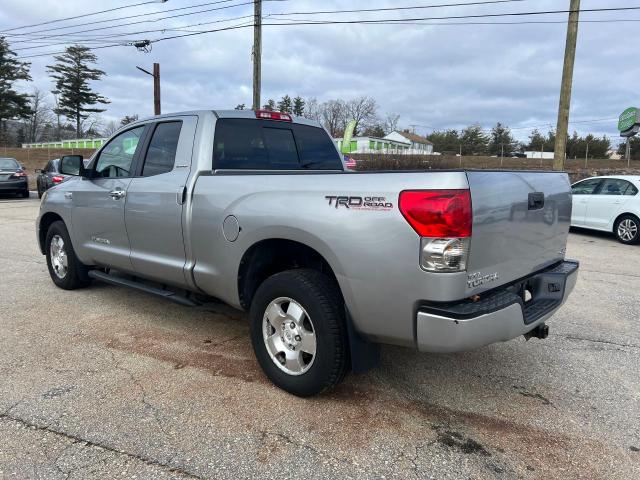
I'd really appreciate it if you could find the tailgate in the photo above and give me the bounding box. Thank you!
[465,171,571,294]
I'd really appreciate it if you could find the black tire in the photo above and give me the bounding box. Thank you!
[21,188,30,198]
[37,186,43,199]
[249,269,349,396]
[614,214,640,245]
[45,220,91,289]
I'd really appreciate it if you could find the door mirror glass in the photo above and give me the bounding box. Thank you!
[59,155,84,176]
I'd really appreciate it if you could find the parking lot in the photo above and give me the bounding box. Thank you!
[0,197,638,479]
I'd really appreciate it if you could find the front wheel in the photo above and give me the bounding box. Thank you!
[614,214,640,245]
[45,221,91,289]
[249,269,349,396]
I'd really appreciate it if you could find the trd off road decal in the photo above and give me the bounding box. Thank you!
[325,195,393,211]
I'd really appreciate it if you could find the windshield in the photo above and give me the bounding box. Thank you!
[0,158,19,170]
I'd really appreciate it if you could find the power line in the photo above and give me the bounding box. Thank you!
[268,0,531,17]
[0,0,164,33]
[6,0,287,52]
[15,5,640,59]
[7,1,636,49]
[1,0,274,38]
[11,14,258,52]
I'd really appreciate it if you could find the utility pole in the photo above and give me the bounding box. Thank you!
[136,63,161,115]
[553,0,580,171]
[627,139,631,167]
[584,141,589,169]
[252,0,262,110]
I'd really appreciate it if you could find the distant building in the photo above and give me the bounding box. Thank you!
[608,149,622,160]
[384,130,434,154]
[22,138,107,149]
[524,151,554,159]
[334,136,411,154]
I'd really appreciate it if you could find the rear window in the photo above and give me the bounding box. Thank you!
[0,158,19,170]
[213,118,341,170]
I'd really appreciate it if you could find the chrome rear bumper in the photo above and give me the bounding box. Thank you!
[416,260,579,353]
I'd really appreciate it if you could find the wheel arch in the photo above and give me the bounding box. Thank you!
[612,211,640,232]
[38,212,65,254]
[237,238,341,311]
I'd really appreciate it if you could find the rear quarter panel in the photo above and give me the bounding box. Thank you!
[189,171,469,347]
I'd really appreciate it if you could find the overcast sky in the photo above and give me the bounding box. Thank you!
[0,0,636,144]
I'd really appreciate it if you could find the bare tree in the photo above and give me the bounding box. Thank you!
[103,120,119,137]
[344,96,377,135]
[302,97,321,122]
[384,113,401,134]
[320,100,346,137]
[25,88,53,142]
[81,113,103,137]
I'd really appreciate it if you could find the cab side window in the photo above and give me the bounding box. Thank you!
[95,126,145,178]
[141,121,182,177]
[571,178,601,195]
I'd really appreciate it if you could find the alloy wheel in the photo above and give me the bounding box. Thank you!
[262,297,317,375]
[50,235,68,279]
[618,219,638,242]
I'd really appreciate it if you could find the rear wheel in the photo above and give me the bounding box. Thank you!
[249,269,349,396]
[45,221,91,289]
[614,214,640,245]
[21,188,29,198]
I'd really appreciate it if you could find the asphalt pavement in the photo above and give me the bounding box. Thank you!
[0,197,638,479]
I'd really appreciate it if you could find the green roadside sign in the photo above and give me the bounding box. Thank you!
[618,107,639,132]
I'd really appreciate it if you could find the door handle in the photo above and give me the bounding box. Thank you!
[176,185,186,205]
[109,189,126,199]
[64,192,73,199]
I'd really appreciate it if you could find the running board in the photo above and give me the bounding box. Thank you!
[88,270,200,307]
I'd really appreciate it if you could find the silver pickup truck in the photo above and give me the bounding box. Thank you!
[37,109,579,396]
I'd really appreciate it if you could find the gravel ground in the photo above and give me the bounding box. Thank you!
[0,197,638,479]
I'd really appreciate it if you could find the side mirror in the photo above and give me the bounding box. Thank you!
[59,155,85,177]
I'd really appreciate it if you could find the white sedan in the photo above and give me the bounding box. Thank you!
[571,175,640,244]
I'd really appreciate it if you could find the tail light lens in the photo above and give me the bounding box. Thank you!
[399,190,472,272]
[52,175,64,183]
[255,110,292,122]
[11,171,27,178]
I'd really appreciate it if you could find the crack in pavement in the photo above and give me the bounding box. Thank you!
[0,413,203,479]
[551,333,640,350]
[101,344,174,441]
[579,268,640,279]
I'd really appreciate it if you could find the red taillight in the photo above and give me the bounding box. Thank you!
[255,110,292,122]
[399,190,472,238]
[11,171,27,178]
[52,175,64,183]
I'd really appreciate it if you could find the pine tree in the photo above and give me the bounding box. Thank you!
[120,115,138,126]
[263,99,276,111]
[292,96,305,116]
[277,95,293,113]
[488,122,517,156]
[460,124,489,155]
[0,37,32,144]
[47,45,109,137]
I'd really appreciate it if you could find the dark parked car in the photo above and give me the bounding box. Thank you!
[0,157,29,198]
[35,158,68,198]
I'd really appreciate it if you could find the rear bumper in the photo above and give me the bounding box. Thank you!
[416,260,579,353]
[0,179,28,192]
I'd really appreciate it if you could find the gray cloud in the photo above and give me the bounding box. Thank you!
[1,0,636,144]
